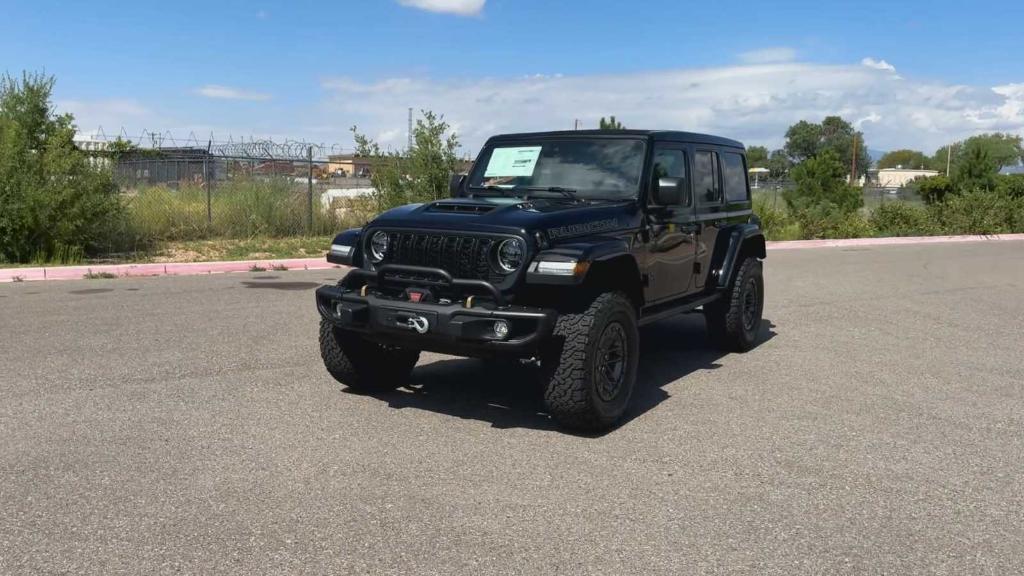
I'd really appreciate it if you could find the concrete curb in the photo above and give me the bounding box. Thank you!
[0,257,336,283]
[3,233,1023,283]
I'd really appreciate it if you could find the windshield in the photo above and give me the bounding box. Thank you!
[467,138,646,200]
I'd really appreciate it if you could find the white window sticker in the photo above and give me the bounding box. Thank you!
[484,146,542,177]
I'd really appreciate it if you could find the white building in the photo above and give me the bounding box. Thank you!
[876,167,939,188]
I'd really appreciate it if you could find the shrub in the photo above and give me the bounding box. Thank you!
[996,174,1024,199]
[928,189,1020,235]
[794,204,874,239]
[752,194,801,240]
[913,175,954,205]
[869,202,937,237]
[0,73,125,263]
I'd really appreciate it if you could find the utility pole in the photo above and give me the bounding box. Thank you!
[850,133,858,185]
[946,142,953,176]
[407,108,413,152]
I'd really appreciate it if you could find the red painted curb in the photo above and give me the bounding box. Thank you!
[0,257,337,283]
[765,233,1024,251]
[3,233,1023,283]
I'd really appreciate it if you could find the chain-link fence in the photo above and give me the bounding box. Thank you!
[79,138,385,258]
[751,179,924,210]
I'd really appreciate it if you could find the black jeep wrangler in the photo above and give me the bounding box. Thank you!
[316,130,765,430]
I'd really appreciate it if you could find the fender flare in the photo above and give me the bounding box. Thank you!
[711,224,766,290]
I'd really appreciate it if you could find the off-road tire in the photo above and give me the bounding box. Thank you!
[705,257,764,352]
[319,319,420,392]
[541,292,639,431]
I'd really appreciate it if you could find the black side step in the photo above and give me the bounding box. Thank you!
[638,293,720,327]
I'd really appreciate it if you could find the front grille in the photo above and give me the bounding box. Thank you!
[380,230,500,282]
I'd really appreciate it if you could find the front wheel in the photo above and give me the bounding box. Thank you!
[705,257,764,352]
[319,320,420,392]
[541,292,639,431]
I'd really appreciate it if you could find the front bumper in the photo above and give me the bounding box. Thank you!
[315,284,557,358]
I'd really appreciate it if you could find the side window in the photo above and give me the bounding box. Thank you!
[722,152,749,202]
[695,151,720,204]
[651,147,689,206]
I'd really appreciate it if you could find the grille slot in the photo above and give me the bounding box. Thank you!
[381,231,500,282]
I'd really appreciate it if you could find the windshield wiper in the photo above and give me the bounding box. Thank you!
[520,186,579,200]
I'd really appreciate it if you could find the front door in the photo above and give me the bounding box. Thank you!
[645,144,697,303]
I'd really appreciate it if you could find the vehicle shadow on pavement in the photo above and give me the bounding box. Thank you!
[364,314,776,435]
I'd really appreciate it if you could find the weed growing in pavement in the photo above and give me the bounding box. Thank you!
[83,271,117,279]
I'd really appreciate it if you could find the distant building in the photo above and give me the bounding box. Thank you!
[326,154,382,178]
[326,154,474,178]
[73,135,113,168]
[875,167,939,188]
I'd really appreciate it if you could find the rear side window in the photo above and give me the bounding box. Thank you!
[695,151,720,204]
[722,152,749,202]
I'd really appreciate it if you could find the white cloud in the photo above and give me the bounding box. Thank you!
[861,57,896,72]
[397,0,485,16]
[321,61,1024,154]
[194,85,271,101]
[738,47,797,64]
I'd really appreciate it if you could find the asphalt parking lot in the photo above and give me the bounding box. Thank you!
[1,241,1023,575]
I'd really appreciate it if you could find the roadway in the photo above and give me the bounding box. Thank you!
[1,241,1022,574]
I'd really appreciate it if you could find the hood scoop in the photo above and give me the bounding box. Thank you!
[427,202,497,214]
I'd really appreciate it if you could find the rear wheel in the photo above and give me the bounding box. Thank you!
[541,292,639,431]
[705,257,764,352]
[319,319,420,392]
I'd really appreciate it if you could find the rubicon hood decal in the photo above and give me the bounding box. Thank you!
[547,218,622,239]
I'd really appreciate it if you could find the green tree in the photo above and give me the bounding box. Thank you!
[598,116,625,130]
[351,110,461,212]
[784,150,863,215]
[877,149,930,170]
[954,144,998,191]
[0,72,123,263]
[933,133,1024,176]
[784,116,870,178]
[767,149,791,179]
[781,150,867,238]
[746,145,769,168]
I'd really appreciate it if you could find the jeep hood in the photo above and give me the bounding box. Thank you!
[369,197,642,239]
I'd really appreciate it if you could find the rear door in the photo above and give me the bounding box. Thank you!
[693,148,723,289]
[645,143,697,302]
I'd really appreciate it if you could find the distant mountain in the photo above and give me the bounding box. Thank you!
[866,149,888,166]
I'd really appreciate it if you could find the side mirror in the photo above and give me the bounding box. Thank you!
[449,173,466,197]
[653,177,685,206]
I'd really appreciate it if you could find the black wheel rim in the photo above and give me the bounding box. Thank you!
[741,278,760,332]
[594,321,628,402]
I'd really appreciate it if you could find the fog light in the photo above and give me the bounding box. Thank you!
[493,320,510,339]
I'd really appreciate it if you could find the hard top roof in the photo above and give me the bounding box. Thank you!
[487,129,744,149]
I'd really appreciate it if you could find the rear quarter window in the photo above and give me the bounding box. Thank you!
[722,152,749,202]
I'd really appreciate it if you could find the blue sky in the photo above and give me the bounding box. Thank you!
[3,0,1023,154]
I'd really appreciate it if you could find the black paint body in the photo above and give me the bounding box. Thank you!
[318,130,766,358]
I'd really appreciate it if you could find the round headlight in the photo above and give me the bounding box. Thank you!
[496,238,525,273]
[369,231,389,262]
